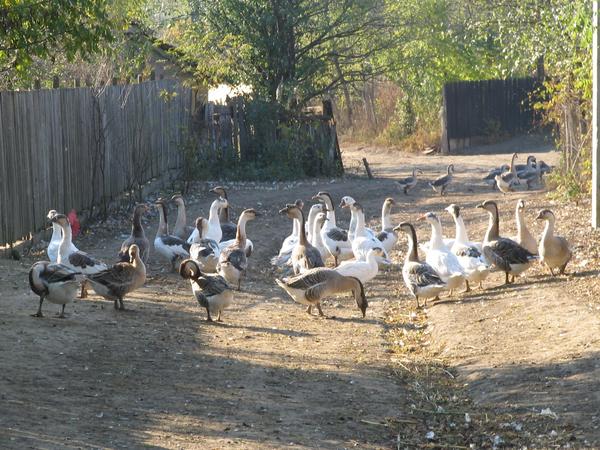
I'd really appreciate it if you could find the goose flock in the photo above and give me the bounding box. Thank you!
[28,154,571,321]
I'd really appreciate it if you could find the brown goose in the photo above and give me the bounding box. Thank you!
[429,164,454,196]
[86,244,146,310]
[275,268,367,317]
[118,204,150,263]
[477,200,537,284]
[279,203,324,275]
[209,186,237,241]
[218,209,258,290]
[536,209,572,276]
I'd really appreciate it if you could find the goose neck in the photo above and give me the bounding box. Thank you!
[484,208,500,242]
[323,198,336,225]
[236,215,249,244]
[454,215,469,244]
[542,216,555,241]
[133,209,145,238]
[157,206,168,236]
[354,208,365,235]
[428,220,446,249]
[382,204,393,230]
[208,201,221,226]
[293,210,308,246]
[312,220,325,247]
[50,223,62,242]
[406,226,420,263]
[58,221,73,258]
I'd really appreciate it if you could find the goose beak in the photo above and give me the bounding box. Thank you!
[278,207,288,215]
[476,203,484,209]
[393,225,401,232]
[311,194,321,201]
[535,212,543,220]
[416,215,426,222]
[339,200,346,208]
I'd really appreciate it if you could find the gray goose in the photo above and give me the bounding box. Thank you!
[118,204,150,263]
[429,164,454,196]
[482,164,510,189]
[180,259,233,321]
[209,186,237,241]
[394,222,446,307]
[312,191,352,265]
[477,200,537,284]
[279,203,324,275]
[171,194,195,240]
[495,153,520,194]
[275,267,367,317]
[395,168,422,195]
[154,199,191,271]
[218,209,258,290]
[28,262,84,318]
[86,244,147,310]
[189,217,220,273]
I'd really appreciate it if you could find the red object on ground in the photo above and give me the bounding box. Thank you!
[68,209,81,238]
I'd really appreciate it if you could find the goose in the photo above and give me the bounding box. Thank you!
[495,153,520,194]
[310,212,330,262]
[153,199,190,271]
[341,200,389,262]
[279,203,324,274]
[536,209,572,276]
[52,213,108,298]
[376,198,398,254]
[180,259,234,321]
[305,202,326,243]
[429,164,454,196]
[394,222,446,307]
[47,210,79,263]
[339,196,376,242]
[86,244,146,310]
[517,162,543,190]
[513,199,538,254]
[515,155,537,173]
[335,247,389,283]
[275,268,367,317]
[189,217,220,273]
[171,194,195,240]
[312,191,353,266]
[444,204,490,290]
[418,212,466,295]
[395,169,422,195]
[28,262,84,318]
[482,164,510,189]
[187,197,228,244]
[477,200,537,284]
[271,199,305,268]
[209,186,237,241]
[218,208,258,289]
[118,204,150,263]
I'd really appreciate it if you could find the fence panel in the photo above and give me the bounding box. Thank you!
[0,80,192,246]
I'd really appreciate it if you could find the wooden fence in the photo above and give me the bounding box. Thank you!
[0,79,192,246]
[441,77,538,152]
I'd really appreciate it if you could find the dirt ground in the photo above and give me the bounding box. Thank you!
[2,136,600,449]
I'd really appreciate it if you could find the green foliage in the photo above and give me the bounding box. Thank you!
[181,0,392,108]
[0,1,114,75]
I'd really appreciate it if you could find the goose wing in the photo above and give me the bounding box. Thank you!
[406,262,445,289]
[161,235,191,252]
[69,252,105,270]
[221,246,247,272]
[220,223,237,241]
[431,174,450,187]
[193,274,230,296]
[284,268,337,289]
[454,244,482,259]
[484,238,535,271]
[327,228,348,242]
[43,263,81,283]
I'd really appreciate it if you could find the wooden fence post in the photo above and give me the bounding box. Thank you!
[593,0,600,228]
[33,80,41,90]
[52,76,60,88]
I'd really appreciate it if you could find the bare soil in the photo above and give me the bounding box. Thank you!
[1,137,599,449]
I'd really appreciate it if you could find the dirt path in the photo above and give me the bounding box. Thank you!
[2,138,600,448]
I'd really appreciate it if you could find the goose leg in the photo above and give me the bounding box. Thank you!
[58,304,66,319]
[80,281,88,298]
[217,310,222,322]
[114,299,119,310]
[237,279,241,291]
[118,298,125,310]
[316,303,325,317]
[205,307,213,322]
[415,296,420,308]
[464,280,471,293]
[504,272,510,285]
[510,275,516,283]
[32,296,44,317]
[549,266,555,276]
[306,305,312,315]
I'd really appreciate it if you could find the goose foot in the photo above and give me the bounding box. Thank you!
[316,303,325,317]
[80,282,88,299]
[463,280,471,293]
[57,305,66,318]
[306,305,312,315]
[32,298,44,317]
[31,312,43,318]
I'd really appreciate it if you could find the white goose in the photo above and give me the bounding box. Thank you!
[52,213,108,298]
[279,203,324,275]
[271,199,304,268]
[218,209,258,289]
[419,212,466,295]
[376,198,398,254]
[154,199,190,271]
[189,217,220,273]
[47,210,79,263]
[310,212,330,262]
[444,204,490,290]
[341,200,388,262]
[335,247,389,284]
[339,196,376,242]
[312,191,353,265]
[394,222,446,307]
[187,197,228,244]
[305,202,326,243]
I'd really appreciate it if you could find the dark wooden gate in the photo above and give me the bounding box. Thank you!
[441,77,538,153]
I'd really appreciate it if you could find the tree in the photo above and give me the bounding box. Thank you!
[0,1,115,76]
[183,0,393,109]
